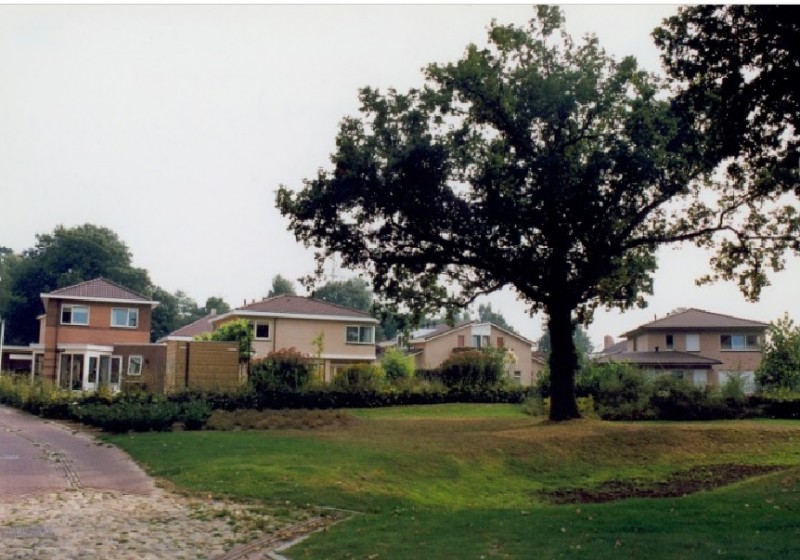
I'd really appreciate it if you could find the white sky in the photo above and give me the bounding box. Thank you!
[1,4,798,348]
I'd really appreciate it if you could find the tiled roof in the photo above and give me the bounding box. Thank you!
[623,308,767,337]
[43,278,153,302]
[163,312,218,340]
[413,321,475,341]
[234,295,375,320]
[594,351,722,367]
[596,340,628,357]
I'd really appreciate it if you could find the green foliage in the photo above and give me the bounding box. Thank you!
[437,350,506,389]
[70,392,211,433]
[756,314,800,391]
[332,363,385,392]
[380,348,415,382]
[204,318,254,363]
[655,7,800,298]
[591,364,655,421]
[312,278,373,312]
[250,348,312,393]
[537,323,594,358]
[267,274,297,297]
[0,375,74,418]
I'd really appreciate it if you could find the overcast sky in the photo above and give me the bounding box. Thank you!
[2,4,798,348]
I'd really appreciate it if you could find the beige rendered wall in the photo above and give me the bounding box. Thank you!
[417,325,535,386]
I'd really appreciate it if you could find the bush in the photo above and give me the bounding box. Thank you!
[250,348,312,393]
[592,364,654,420]
[331,363,384,392]
[381,348,415,382]
[437,350,506,389]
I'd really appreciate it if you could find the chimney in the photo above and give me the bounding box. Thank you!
[603,335,614,349]
[210,309,217,316]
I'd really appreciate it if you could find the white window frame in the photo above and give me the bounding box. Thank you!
[61,304,90,326]
[253,321,271,340]
[346,325,375,344]
[111,307,139,328]
[128,355,144,376]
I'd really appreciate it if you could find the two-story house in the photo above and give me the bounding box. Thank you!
[596,308,768,392]
[399,321,538,386]
[31,278,159,392]
[210,295,378,382]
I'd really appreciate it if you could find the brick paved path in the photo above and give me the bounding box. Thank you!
[0,405,155,501]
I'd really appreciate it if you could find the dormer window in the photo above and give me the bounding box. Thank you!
[111,308,139,328]
[61,304,89,325]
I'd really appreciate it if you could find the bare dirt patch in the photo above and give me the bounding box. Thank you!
[543,464,785,504]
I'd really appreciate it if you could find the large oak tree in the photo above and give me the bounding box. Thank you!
[278,7,799,420]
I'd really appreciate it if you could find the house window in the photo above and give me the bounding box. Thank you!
[665,334,674,350]
[346,325,375,344]
[61,304,89,325]
[128,355,143,376]
[513,370,521,385]
[472,335,490,348]
[111,307,139,328]
[685,333,700,352]
[497,337,505,348]
[253,321,270,340]
[457,335,465,348]
[720,334,760,351]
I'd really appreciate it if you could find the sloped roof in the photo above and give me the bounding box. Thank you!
[215,295,376,322]
[161,312,218,340]
[594,350,722,368]
[596,339,628,357]
[42,278,155,304]
[410,321,535,347]
[412,321,475,341]
[623,308,767,337]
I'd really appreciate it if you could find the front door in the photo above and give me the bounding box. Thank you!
[85,354,118,392]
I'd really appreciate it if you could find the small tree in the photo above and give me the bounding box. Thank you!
[756,314,800,392]
[198,319,254,364]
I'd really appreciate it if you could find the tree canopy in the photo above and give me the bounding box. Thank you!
[267,274,297,297]
[312,278,373,313]
[654,6,800,295]
[477,302,515,333]
[3,224,152,344]
[277,7,800,420]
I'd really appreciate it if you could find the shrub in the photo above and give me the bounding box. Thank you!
[437,350,506,389]
[757,314,800,391]
[331,363,384,392]
[593,364,654,420]
[381,348,415,382]
[250,348,312,393]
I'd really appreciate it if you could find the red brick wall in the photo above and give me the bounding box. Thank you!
[40,298,153,380]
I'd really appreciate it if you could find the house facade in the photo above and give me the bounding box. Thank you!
[30,278,159,392]
[210,295,378,382]
[596,308,768,392]
[404,321,537,386]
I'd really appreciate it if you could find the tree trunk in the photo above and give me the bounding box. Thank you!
[547,302,581,421]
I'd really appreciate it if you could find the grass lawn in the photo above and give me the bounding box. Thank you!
[108,404,800,559]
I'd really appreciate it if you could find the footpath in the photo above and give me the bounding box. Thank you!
[0,405,339,559]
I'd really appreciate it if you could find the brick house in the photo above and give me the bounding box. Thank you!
[596,308,768,392]
[210,295,378,382]
[30,278,159,391]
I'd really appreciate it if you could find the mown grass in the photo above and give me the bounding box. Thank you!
[108,405,800,559]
